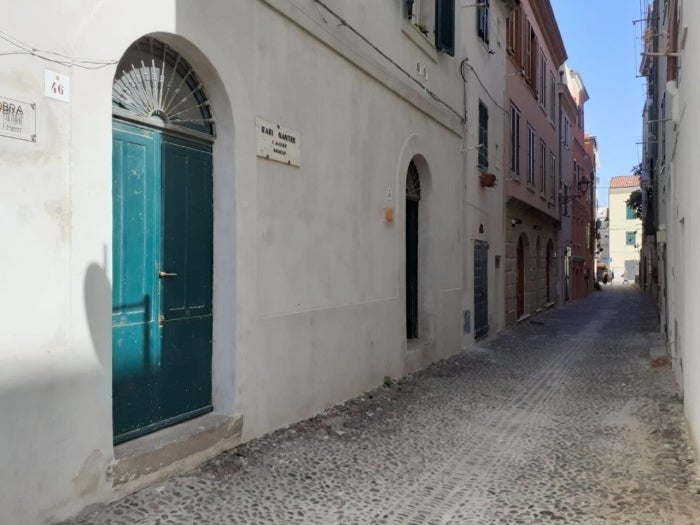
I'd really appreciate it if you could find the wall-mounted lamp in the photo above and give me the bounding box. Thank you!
[560,175,591,203]
[511,218,522,226]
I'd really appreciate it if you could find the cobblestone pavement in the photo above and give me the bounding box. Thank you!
[64,286,700,524]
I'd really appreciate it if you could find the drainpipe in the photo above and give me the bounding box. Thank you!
[557,69,569,303]
[460,58,470,349]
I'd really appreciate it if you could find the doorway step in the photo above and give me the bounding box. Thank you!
[112,413,242,497]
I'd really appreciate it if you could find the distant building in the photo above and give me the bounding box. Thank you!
[595,206,610,280]
[560,66,594,300]
[607,176,642,284]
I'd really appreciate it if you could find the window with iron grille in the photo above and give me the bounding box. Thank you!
[478,100,489,169]
[510,103,521,176]
[477,0,489,45]
[527,124,536,185]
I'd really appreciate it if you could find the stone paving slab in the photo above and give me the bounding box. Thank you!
[62,287,700,524]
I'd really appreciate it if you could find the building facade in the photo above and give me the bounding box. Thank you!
[504,0,567,323]
[562,67,593,300]
[640,0,700,453]
[607,176,642,284]
[0,1,520,522]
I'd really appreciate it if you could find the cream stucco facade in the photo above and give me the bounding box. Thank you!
[607,177,641,284]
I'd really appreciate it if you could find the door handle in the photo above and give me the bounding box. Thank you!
[159,271,178,278]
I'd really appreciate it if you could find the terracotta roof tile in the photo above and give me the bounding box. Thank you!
[610,175,640,189]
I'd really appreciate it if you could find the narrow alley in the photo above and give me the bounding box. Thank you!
[63,286,700,524]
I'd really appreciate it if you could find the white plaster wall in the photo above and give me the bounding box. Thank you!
[670,0,700,454]
[0,1,469,522]
[459,2,507,340]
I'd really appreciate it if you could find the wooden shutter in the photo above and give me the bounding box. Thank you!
[435,0,455,56]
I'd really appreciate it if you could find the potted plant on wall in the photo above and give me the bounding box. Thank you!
[479,172,497,187]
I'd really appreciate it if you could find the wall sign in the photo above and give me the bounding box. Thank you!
[44,70,70,102]
[256,117,301,167]
[0,96,36,142]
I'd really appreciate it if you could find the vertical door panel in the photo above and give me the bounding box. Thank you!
[160,137,213,420]
[112,123,213,443]
[517,238,525,317]
[112,123,161,442]
[406,199,419,339]
[474,240,489,340]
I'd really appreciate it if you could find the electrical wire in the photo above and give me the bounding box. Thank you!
[0,29,118,69]
[312,0,464,123]
[460,58,508,114]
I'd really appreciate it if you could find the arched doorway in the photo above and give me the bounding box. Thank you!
[406,161,420,339]
[546,240,554,303]
[111,37,215,443]
[536,236,542,306]
[516,234,527,318]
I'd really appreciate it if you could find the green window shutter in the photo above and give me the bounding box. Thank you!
[435,0,455,56]
[626,206,635,219]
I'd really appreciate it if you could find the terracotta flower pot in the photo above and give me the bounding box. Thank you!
[480,172,496,187]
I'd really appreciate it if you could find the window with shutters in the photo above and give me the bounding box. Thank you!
[549,73,556,124]
[523,19,532,80]
[510,103,521,176]
[435,0,455,56]
[626,231,637,246]
[407,0,435,40]
[550,151,556,200]
[506,6,522,65]
[539,53,547,111]
[478,100,489,169]
[527,124,536,186]
[477,0,489,45]
[540,140,547,194]
[561,114,570,149]
[526,27,538,94]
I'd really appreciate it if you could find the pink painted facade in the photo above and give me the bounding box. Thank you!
[504,0,567,324]
[565,68,594,300]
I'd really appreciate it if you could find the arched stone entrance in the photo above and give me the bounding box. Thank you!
[405,160,421,339]
[111,37,215,443]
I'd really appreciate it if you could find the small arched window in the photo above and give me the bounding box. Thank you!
[406,161,421,201]
[112,37,214,137]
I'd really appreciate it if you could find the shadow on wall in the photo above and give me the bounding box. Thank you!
[84,259,112,373]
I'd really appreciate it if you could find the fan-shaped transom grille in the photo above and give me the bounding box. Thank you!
[406,161,421,201]
[112,37,214,137]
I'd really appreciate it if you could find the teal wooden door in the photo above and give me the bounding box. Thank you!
[112,121,213,444]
